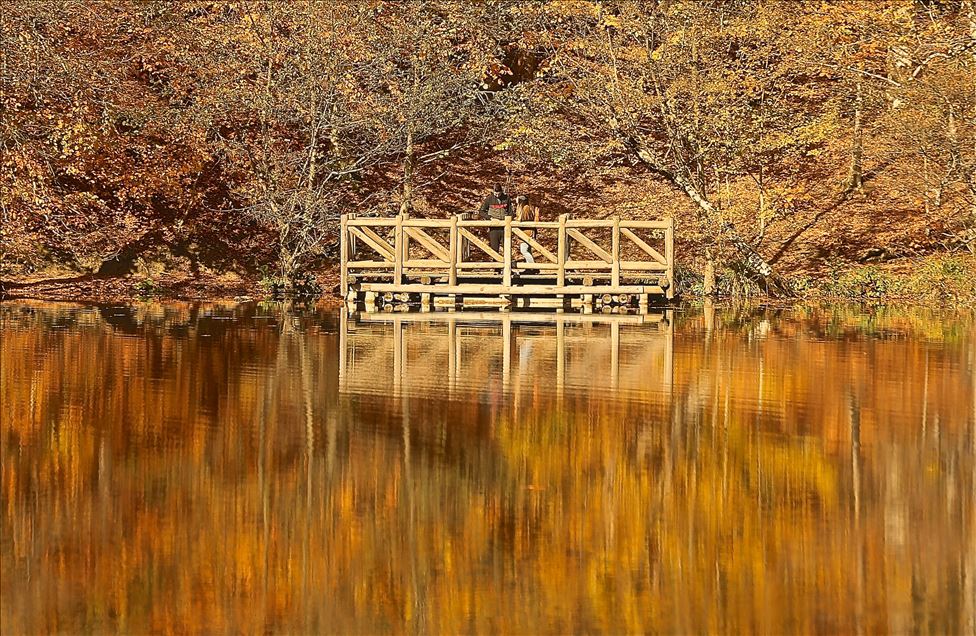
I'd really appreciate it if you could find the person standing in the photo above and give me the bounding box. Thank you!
[514,195,540,232]
[514,194,541,263]
[479,183,512,252]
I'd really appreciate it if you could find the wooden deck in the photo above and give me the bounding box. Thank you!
[340,213,675,309]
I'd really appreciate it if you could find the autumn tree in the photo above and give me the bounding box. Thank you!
[877,1,976,249]
[764,0,975,253]
[353,1,500,216]
[0,1,220,274]
[163,1,396,283]
[498,0,842,292]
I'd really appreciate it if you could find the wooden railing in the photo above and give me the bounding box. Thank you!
[340,213,675,299]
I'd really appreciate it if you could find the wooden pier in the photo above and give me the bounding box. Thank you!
[340,213,675,309]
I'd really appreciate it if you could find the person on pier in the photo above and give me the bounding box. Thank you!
[479,183,512,252]
[515,194,541,263]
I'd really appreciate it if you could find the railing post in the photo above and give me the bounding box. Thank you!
[402,215,410,270]
[449,214,458,286]
[340,213,349,297]
[461,212,472,262]
[503,216,512,288]
[665,217,675,299]
[557,214,568,287]
[393,214,403,286]
[611,216,620,287]
[347,212,358,260]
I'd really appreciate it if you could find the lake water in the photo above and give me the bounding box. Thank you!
[1,300,974,634]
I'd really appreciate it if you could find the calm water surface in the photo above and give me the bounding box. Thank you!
[1,301,974,634]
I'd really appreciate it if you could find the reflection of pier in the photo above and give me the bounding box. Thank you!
[339,310,674,399]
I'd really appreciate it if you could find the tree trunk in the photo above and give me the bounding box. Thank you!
[758,171,767,238]
[304,56,319,215]
[945,105,976,222]
[703,248,716,296]
[279,234,293,282]
[625,136,791,296]
[847,81,864,193]
[399,128,414,217]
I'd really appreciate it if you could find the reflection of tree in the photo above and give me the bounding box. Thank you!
[1,302,974,633]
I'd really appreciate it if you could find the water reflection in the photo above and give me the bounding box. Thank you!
[1,301,974,634]
[339,310,674,399]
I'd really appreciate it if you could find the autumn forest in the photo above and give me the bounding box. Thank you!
[4,4,976,632]
[1,0,975,299]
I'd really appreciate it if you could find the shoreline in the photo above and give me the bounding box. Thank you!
[2,288,972,310]
[3,253,974,308]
